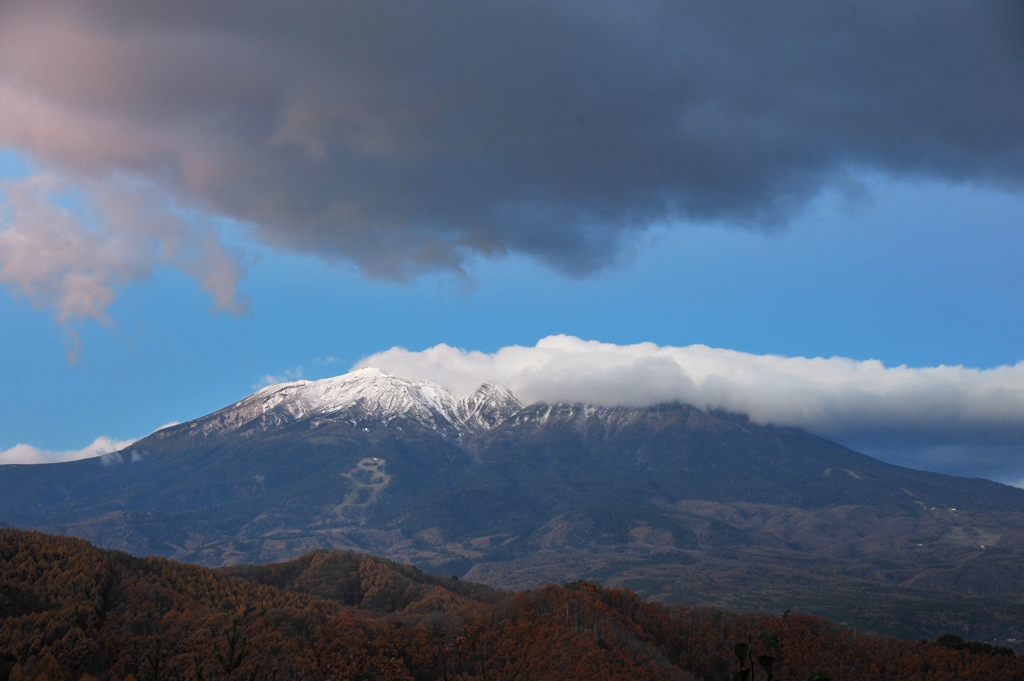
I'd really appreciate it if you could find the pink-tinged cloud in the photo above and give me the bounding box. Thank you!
[0,0,1021,300]
[0,174,249,333]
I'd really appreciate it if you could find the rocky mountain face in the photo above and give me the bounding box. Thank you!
[3,368,1024,640]
[181,367,523,441]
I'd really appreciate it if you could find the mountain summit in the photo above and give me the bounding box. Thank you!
[4,370,1024,639]
[184,368,523,441]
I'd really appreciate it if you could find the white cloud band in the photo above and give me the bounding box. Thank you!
[358,335,1024,447]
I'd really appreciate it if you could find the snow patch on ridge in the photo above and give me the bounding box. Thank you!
[195,367,523,439]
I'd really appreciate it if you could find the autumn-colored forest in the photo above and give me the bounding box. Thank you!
[1,529,1021,681]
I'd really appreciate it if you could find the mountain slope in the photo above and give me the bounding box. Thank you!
[2,369,1024,639]
[176,367,523,440]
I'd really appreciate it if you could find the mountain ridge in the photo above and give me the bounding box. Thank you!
[160,367,523,443]
[3,368,1024,639]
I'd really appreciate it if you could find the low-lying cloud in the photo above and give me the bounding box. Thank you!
[359,336,1024,481]
[0,435,135,465]
[0,0,1021,301]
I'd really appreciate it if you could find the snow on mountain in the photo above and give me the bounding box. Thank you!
[186,367,523,440]
[455,383,525,432]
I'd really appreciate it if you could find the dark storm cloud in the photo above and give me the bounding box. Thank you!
[1,0,1022,281]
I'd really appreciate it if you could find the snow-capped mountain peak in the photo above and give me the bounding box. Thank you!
[456,383,524,432]
[191,368,522,440]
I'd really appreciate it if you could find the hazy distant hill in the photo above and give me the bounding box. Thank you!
[3,369,1024,640]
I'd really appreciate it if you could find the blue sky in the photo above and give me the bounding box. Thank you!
[1,1,1023,482]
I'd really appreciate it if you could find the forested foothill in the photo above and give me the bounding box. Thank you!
[2,529,1022,681]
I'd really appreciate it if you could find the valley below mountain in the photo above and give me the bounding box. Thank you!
[3,369,1024,641]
